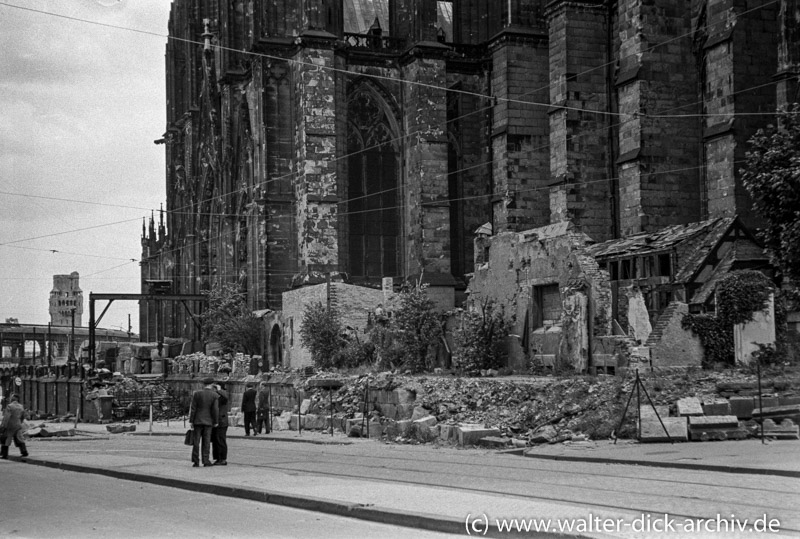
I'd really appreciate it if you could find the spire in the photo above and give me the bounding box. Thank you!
[149,211,156,240]
[158,204,166,241]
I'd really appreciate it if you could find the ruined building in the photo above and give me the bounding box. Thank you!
[141,0,800,360]
[49,272,83,327]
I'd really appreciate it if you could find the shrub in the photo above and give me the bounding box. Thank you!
[451,301,512,376]
[299,302,344,369]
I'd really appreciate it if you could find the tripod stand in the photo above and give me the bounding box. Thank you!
[614,369,673,444]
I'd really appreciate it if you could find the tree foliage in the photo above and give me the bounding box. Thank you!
[741,104,800,283]
[299,302,344,369]
[201,283,261,355]
[451,300,512,376]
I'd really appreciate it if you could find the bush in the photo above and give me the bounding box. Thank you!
[369,283,443,373]
[451,301,512,376]
[299,302,345,369]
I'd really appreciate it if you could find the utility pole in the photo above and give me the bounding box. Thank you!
[70,307,76,363]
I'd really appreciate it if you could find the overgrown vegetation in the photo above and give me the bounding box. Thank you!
[201,283,261,355]
[741,103,800,284]
[451,300,512,376]
[300,282,443,373]
[682,270,776,367]
[371,283,443,373]
[299,302,345,369]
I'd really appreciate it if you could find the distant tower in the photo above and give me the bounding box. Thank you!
[49,272,83,327]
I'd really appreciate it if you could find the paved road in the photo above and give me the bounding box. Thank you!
[17,432,800,538]
[0,462,453,539]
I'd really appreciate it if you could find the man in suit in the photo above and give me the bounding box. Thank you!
[189,377,219,467]
[211,380,229,466]
[241,382,257,436]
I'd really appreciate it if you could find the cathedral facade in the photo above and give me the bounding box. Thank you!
[141,0,800,344]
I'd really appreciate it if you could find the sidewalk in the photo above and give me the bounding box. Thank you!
[11,420,800,538]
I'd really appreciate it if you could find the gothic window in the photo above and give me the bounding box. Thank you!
[346,86,400,281]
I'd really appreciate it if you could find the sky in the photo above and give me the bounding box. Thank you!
[0,0,172,335]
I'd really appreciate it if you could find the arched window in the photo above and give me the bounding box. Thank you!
[346,84,400,281]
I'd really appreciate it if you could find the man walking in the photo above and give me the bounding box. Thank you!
[241,382,257,436]
[211,380,229,466]
[189,377,219,467]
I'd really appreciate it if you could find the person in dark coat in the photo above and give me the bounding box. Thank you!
[240,383,257,436]
[255,381,271,434]
[1,394,28,459]
[189,377,219,467]
[211,381,229,466]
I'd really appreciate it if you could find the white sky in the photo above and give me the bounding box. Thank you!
[0,0,171,334]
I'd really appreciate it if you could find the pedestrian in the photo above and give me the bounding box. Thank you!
[1,394,29,459]
[241,382,257,436]
[211,380,229,466]
[255,381,271,434]
[189,377,219,467]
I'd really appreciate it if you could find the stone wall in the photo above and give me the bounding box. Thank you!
[649,302,703,367]
[282,282,385,368]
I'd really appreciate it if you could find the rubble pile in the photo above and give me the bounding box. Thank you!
[297,367,799,445]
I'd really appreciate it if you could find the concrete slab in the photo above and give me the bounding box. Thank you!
[456,425,500,446]
[640,417,688,443]
[702,401,732,416]
[688,415,739,428]
[676,397,704,416]
[729,396,756,419]
[477,436,511,448]
[753,404,800,424]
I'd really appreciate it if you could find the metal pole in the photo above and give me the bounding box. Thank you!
[47,323,52,368]
[757,360,765,444]
[636,370,642,441]
[70,308,76,363]
[329,388,333,437]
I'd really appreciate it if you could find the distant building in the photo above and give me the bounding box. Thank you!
[49,272,83,327]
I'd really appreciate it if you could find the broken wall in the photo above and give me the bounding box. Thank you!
[282,282,385,368]
[467,222,593,371]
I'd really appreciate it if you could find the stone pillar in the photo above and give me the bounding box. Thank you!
[703,0,778,229]
[777,0,800,110]
[547,1,613,242]
[294,34,340,274]
[489,29,550,233]
[615,0,701,236]
[402,48,450,277]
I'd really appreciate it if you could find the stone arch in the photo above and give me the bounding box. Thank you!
[344,80,402,282]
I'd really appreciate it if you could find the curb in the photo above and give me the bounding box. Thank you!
[127,431,354,445]
[522,452,800,479]
[17,456,586,539]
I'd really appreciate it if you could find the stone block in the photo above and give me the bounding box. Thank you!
[456,425,500,446]
[640,417,688,443]
[779,396,800,406]
[410,406,430,421]
[478,436,512,448]
[676,397,704,417]
[639,405,669,419]
[439,424,455,442]
[414,423,433,442]
[688,415,745,441]
[302,414,327,430]
[300,399,311,414]
[758,397,781,409]
[761,419,800,440]
[729,396,756,419]
[273,415,291,431]
[752,404,800,424]
[397,419,414,438]
[688,415,739,428]
[396,404,415,420]
[377,403,398,420]
[413,415,437,428]
[395,388,416,404]
[367,421,383,439]
[702,401,732,416]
